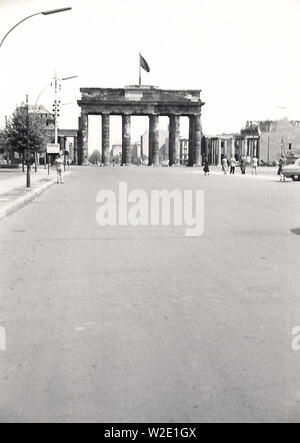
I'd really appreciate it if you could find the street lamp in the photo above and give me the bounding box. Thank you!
[0,8,72,49]
[0,6,72,187]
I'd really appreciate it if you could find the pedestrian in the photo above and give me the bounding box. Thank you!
[252,156,258,175]
[55,153,64,184]
[230,156,236,174]
[240,157,246,175]
[221,157,228,174]
[277,155,287,182]
[203,157,210,176]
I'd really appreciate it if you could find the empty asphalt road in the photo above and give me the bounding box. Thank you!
[0,166,300,423]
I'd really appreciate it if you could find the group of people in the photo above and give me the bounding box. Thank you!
[203,156,259,176]
[221,156,259,175]
[203,155,289,181]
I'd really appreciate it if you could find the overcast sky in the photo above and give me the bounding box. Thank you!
[0,0,300,151]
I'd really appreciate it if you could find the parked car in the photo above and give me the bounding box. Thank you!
[282,158,300,181]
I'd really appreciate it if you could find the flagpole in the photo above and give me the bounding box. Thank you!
[139,52,141,87]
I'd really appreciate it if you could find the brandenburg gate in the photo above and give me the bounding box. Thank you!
[77,85,205,166]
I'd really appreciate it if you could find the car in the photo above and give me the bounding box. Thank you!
[282,158,300,181]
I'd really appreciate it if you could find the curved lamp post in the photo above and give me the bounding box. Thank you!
[0,7,72,187]
[0,8,72,49]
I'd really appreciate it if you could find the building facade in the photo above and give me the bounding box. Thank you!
[204,118,300,166]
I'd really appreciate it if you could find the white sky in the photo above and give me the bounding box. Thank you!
[1,0,300,152]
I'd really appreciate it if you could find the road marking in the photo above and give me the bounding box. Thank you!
[0,326,6,351]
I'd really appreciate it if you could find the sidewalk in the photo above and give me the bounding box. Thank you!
[0,167,70,221]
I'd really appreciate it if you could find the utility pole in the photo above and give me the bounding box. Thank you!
[54,71,59,145]
[52,72,77,146]
[26,95,30,188]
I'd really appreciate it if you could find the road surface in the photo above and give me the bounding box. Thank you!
[0,166,300,422]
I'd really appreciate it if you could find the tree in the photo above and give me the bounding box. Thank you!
[89,149,102,165]
[2,107,48,162]
[0,130,6,154]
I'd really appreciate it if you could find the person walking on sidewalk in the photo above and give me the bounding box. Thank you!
[230,157,236,174]
[240,157,246,175]
[252,156,258,175]
[222,157,228,174]
[203,157,210,176]
[277,155,287,182]
[55,154,64,184]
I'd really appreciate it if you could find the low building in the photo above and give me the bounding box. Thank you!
[204,118,300,166]
[257,118,300,164]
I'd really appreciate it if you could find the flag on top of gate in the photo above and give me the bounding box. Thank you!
[140,53,150,72]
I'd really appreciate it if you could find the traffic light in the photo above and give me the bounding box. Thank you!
[52,100,61,117]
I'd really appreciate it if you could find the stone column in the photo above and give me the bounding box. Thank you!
[212,140,216,165]
[73,136,78,165]
[102,113,110,166]
[77,117,82,165]
[244,138,247,157]
[122,114,131,165]
[81,113,89,165]
[256,138,260,160]
[251,139,255,157]
[169,115,180,166]
[217,138,222,165]
[223,139,227,158]
[194,114,202,166]
[232,138,235,157]
[148,119,153,166]
[188,115,195,166]
[149,114,160,166]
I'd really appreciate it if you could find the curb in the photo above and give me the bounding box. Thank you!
[0,172,70,222]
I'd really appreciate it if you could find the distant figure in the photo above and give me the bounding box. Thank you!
[203,158,210,176]
[277,155,287,182]
[55,154,64,184]
[240,157,246,175]
[222,157,228,174]
[230,157,236,174]
[252,156,258,175]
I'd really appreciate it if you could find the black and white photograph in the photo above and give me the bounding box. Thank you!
[0,0,300,426]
